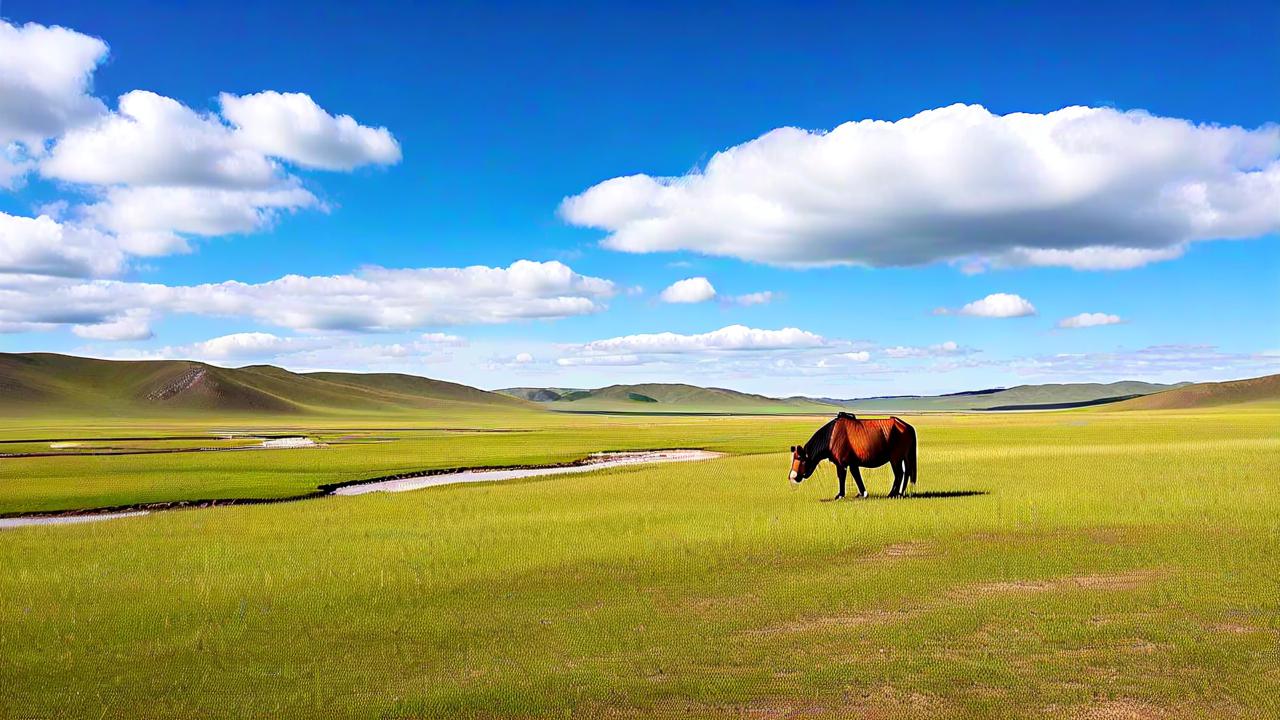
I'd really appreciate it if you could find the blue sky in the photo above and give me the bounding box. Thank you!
[1,1,1277,396]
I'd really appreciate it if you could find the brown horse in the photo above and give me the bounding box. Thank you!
[789,412,917,499]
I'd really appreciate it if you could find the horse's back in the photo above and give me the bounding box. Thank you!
[832,416,896,466]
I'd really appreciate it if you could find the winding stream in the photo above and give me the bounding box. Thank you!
[0,449,723,529]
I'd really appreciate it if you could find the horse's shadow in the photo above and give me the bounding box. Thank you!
[820,490,987,503]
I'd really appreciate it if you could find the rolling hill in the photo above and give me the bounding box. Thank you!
[501,383,836,414]
[496,387,584,402]
[0,353,530,417]
[817,381,1185,412]
[1102,374,1280,410]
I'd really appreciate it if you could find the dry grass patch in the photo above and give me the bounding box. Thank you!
[954,569,1163,600]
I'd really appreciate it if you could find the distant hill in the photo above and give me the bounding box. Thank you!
[0,353,530,416]
[508,383,836,414]
[817,381,1185,412]
[496,387,583,402]
[1103,374,1280,410]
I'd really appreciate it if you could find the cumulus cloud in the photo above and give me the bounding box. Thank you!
[71,309,152,341]
[0,211,127,276]
[82,185,318,247]
[38,89,383,249]
[0,20,108,174]
[220,91,401,170]
[936,293,1037,318]
[659,276,716,303]
[561,104,1280,270]
[42,90,279,188]
[3,21,400,275]
[0,260,615,334]
[514,352,534,364]
[1057,312,1123,329]
[186,332,309,359]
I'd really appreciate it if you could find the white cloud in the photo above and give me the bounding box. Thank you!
[83,185,318,244]
[513,352,534,364]
[572,324,825,357]
[103,332,464,370]
[420,332,466,345]
[71,309,152,341]
[15,46,397,270]
[937,293,1037,318]
[562,104,1280,270]
[556,354,644,367]
[0,20,108,174]
[187,332,307,359]
[659,276,716,303]
[1057,312,1123,329]
[727,290,775,306]
[0,211,127,276]
[883,340,971,358]
[220,91,401,170]
[42,90,280,188]
[1011,344,1280,381]
[0,260,615,334]
[830,351,871,363]
[995,245,1188,271]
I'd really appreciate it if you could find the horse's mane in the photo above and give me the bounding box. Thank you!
[803,419,836,462]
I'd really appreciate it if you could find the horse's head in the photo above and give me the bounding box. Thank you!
[789,445,809,483]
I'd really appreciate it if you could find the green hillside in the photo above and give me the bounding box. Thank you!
[821,380,1183,412]
[1104,374,1280,410]
[496,387,583,402]
[539,383,836,414]
[0,353,530,417]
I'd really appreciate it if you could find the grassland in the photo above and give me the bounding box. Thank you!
[1,404,1278,719]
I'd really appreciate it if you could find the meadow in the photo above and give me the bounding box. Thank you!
[1,407,1278,718]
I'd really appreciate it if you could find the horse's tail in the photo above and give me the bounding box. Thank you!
[903,420,918,487]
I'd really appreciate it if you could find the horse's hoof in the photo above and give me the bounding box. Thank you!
[858,492,868,499]
[833,494,845,501]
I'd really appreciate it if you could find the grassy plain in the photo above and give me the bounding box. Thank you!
[1,407,1278,718]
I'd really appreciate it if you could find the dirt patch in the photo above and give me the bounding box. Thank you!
[602,688,952,719]
[746,609,910,637]
[870,541,934,559]
[1054,638,1165,658]
[1210,621,1276,636]
[743,569,1163,639]
[1055,699,1166,720]
[955,570,1162,599]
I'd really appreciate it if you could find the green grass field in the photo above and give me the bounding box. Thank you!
[1,407,1278,718]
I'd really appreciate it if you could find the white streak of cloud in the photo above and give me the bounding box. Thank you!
[1057,312,1123,329]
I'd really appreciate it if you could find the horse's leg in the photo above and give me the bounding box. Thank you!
[889,460,904,497]
[835,464,846,500]
[851,466,868,498]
